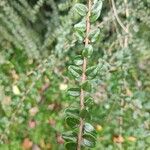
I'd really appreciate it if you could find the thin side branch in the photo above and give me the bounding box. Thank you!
[124,0,129,47]
[111,0,128,33]
[77,0,92,150]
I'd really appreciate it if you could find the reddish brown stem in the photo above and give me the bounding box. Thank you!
[77,0,92,150]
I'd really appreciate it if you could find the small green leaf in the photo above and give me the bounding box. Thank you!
[74,31,84,42]
[80,108,89,119]
[90,0,103,22]
[65,107,79,117]
[65,142,77,150]
[81,81,92,92]
[83,138,95,148]
[73,55,83,66]
[83,133,96,148]
[62,133,76,142]
[62,131,77,142]
[86,66,98,79]
[90,28,100,43]
[68,65,82,78]
[73,3,88,16]
[68,88,80,97]
[84,97,94,107]
[65,116,79,127]
[84,123,94,133]
[82,44,93,58]
[74,20,86,32]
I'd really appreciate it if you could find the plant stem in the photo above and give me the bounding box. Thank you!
[111,0,128,33]
[77,0,92,150]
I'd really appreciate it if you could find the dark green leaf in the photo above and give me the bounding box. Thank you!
[65,142,77,150]
[65,116,79,127]
[80,108,89,119]
[84,97,94,107]
[81,81,92,92]
[68,88,80,97]
[82,44,93,58]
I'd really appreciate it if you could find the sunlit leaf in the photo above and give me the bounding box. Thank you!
[12,85,21,95]
[73,3,88,16]
[127,136,137,142]
[82,133,96,148]
[90,28,100,43]
[74,30,84,42]
[73,55,83,66]
[74,20,86,32]
[84,123,94,133]
[68,65,82,78]
[90,0,103,22]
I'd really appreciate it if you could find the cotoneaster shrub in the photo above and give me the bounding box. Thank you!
[62,1,103,149]
[0,0,149,149]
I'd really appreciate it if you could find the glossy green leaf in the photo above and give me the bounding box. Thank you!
[68,65,82,78]
[62,131,76,142]
[74,20,86,32]
[67,88,80,97]
[65,116,79,127]
[84,123,97,137]
[81,81,92,92]
[84,123,94,133]
[84,97,94,107]
[83,138,95,148]
[83,133,96,148]
[73,55,83,66]
[82,44,93,58]
[73,3,88,16]
[65,107,79,117]
[90,28,100,43]
[65,142,77,150]
[75,31,84,42]
[90,0,103,22]
[86,66,98,78]
[80,108,89,119]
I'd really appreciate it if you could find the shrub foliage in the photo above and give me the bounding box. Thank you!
[0,0,150,149]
